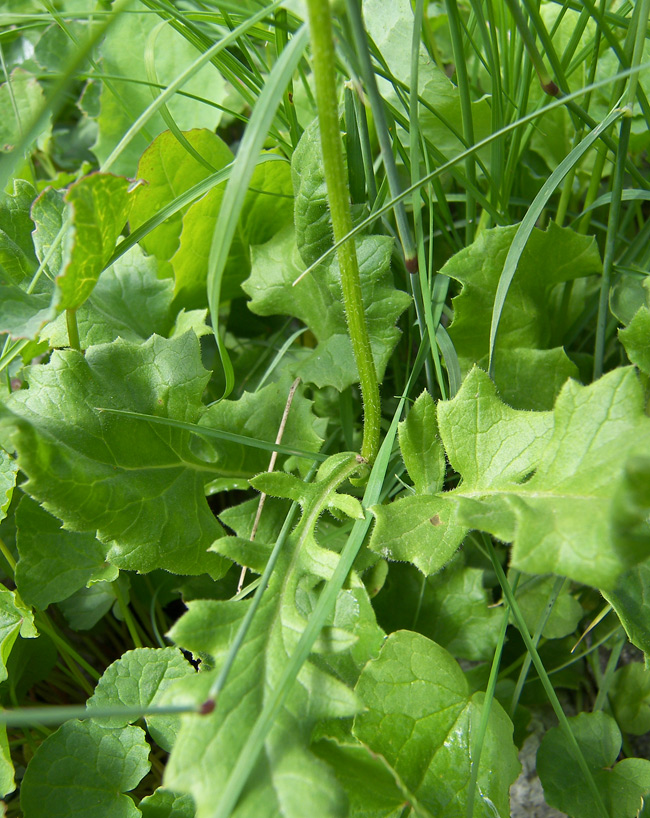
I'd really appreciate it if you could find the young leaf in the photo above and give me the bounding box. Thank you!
[87,647,194,751]
[352,630,521,817]
[0,184,57,339]
[54,173,132,311]
[20,721,150,818]
[0,179,38,282]
[31,186,70,281]
[515,574,583,640]
[15,495,111,610]
[611,663,650,736]
[603,560,650,662]
[313,738,415,818]
[0,333,228,577]
[491,346,581,412]
[442,223,601,408]
[164,453,365,818]
[9,173,132,333]
[0,68,51,155]
[0,450,17,522]
[537,711,650,818]
[611,275,650,327]
[0,585,37,683]
[33,20,90,75]
[371,369,553,575]
[243,118,410,391]
[362,0,492,164]
[0,725,14,799]
[129,129,233,279]
[139,788,195,818]
[620,306,650,376]
[370,491,466,577]
[373,558,502,662]
[2,630,58,704]
[292,118,336,268]
[398,390,446,495]
[371,366,650,590]
[57,582,117,632]
[166,597,250,662]
[219,495,291,543]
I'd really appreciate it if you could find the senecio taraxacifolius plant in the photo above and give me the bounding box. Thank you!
[0,1,648,817]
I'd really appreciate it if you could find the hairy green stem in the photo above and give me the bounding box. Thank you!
[66,309,81,351]
[305,0,380,464]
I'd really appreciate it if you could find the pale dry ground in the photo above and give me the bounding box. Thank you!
[510,718,566,818]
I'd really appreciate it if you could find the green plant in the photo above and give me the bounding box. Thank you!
[0,0,649,816]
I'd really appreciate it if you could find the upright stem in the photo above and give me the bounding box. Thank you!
[66,309,81,351]
[305,0,380,463]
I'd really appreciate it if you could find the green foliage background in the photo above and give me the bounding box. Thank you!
[0,0,649,816]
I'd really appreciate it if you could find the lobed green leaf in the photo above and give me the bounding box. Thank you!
[442,223,601,409]
[372,367,650,589]
[15,495,111,610]
[537,711,650,818]
[0,333,227,577]
[20,721,150,818]
[87,647,194,751]
[352,630,520,817]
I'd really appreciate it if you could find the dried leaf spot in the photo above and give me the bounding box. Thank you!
[430,515,441,526]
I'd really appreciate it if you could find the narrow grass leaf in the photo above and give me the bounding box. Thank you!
[488,107,623,376]
[206,24,308,399]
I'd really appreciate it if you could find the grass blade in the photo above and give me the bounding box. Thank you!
[205,24,308,399]
[485,537,611,818]
[487,106,623,378]
[293,65,647,287]
[100,0,285,172]
[95,407,327,462]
